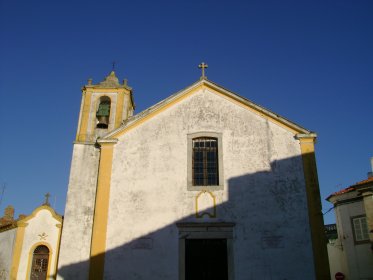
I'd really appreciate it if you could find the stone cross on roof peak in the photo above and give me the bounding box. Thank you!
[198,62,208,80]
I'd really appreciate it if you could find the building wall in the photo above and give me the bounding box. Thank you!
[333,199,373,279]
[57,144,100,279]
[0,228,16,279]
[104,88,315,279]
[327,240,347,278]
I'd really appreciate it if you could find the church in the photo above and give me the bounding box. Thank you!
[56,65,329,280]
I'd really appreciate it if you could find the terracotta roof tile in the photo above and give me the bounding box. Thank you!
[329,176,373,198]
[351,176,373,187]
[330,186,356,196]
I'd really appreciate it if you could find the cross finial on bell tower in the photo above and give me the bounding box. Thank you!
[112,61,116,71]
[198,62,208,80]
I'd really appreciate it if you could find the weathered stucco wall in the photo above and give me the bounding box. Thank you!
[327,241,346,279]
[104,88,315,279]
[57,144,100,279]
[0,228,16,279]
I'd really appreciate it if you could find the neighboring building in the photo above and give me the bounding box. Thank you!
[327,160,373,280]
[56,67,329,280]
[0,198,62,280]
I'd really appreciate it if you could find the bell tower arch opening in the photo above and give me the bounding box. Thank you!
[96,96,111,129]
[75,70,135,143]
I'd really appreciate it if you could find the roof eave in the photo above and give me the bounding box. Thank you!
[103,78,314,139]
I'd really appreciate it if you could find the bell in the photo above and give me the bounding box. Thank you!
[96,102,110,129]
[96,116,109,129]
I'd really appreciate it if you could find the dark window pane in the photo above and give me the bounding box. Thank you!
[192,138,219,186]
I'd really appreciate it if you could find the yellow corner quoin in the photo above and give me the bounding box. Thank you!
[115,92,125,127]
[54,223,62,278]
[77,91,92,142]
[297,134,331,280]
[10,221,27,279]
[89,140,117,280]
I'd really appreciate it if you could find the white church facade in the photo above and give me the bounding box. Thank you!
[56,67,329,280]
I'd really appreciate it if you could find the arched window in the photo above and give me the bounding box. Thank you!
[96,96,111,129]
[30,245,49,280]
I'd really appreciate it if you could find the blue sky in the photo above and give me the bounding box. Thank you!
[0,0,372,225]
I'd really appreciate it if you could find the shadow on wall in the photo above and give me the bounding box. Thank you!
[57,154,325,280]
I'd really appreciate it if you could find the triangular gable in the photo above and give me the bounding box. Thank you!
[104,78,312,139]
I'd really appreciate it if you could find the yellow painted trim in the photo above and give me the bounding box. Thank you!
[25,242,53,280]
[54,223,63,277]
[110,84,204,138]
[85,87,130,94]
[109,82,306,139]
[195,190,217,218]
[115,92,125,127]
[298,137,330,280]
[77,91,92,142]
[20,204,62,224]
[78,87,131,143]
[89,142,116,279]
[9,222,27,279]
[211,87,300,134]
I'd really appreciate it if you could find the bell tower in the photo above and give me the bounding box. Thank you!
[58,71,134,278]
[76,71,135,142]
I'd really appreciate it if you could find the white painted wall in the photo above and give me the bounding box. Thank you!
[327,240,347,279]
[17,208,61,280]
[0,228,16,280]
[104,88,315,279]
[331,198,373,279]
[57,144,99,279]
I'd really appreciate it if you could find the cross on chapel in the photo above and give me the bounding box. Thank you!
[198,62,208,80]
[43,192,51,206]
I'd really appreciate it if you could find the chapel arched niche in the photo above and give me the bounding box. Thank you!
[30,245,50,280]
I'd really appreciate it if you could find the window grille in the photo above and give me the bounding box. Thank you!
[31,245,49,280]
[192,137,218,186]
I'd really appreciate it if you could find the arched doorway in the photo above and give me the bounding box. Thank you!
[30,245,49,280]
